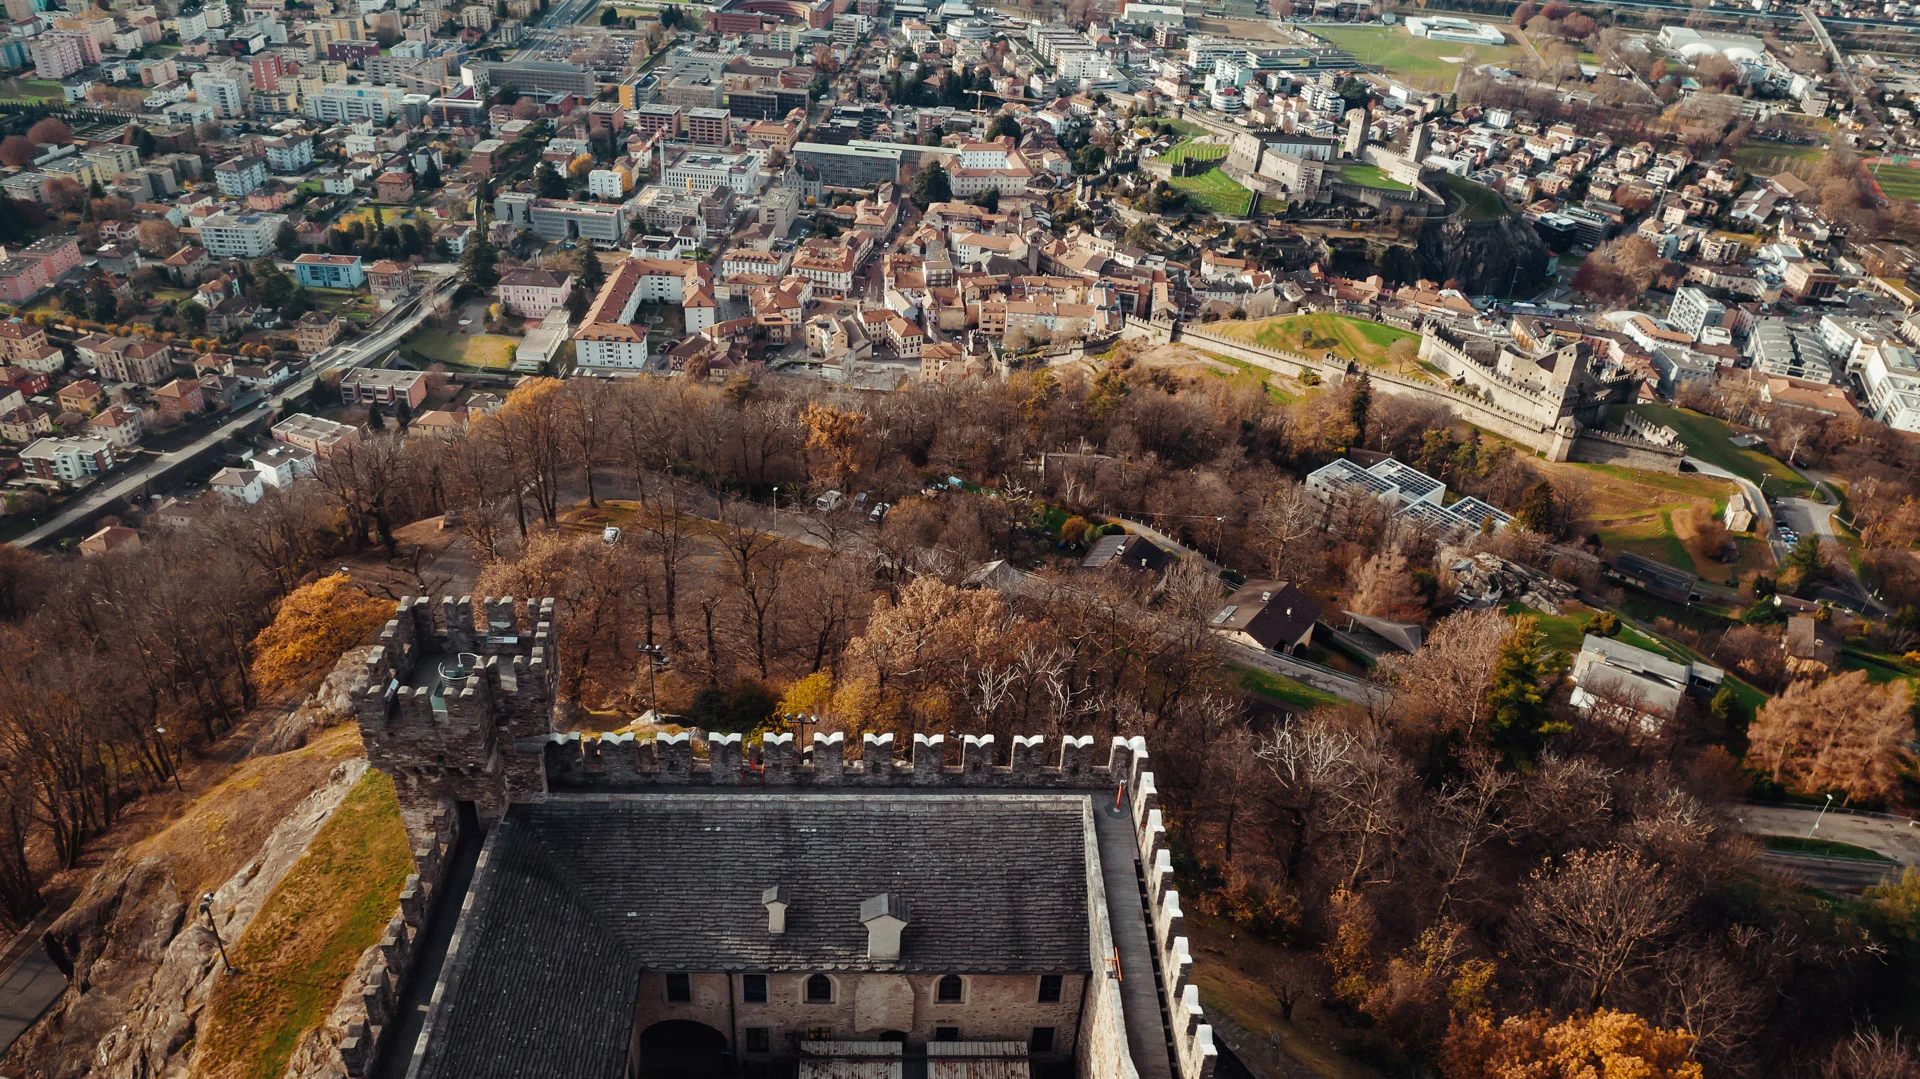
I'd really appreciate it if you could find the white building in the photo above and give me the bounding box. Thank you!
[662,150,764,196]
[191,71,246,118]
[209,465,264,503]
[1667,287,1724,341]
[197,213,288,258]
[588,168,628,199]
[250,442,316,486]
[1860,342,1920,433]
[305,83,407,123]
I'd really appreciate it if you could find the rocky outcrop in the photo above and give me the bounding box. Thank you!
[6,645,382,1079]
[13,760,367,1079]
[1413,212,1551,297]
[1318,208,1552,297]
[257,645,381,756]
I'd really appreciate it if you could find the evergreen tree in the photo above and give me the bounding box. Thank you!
[535,161,569,199]
[909,160,951,208]
[368,401,385,430]
[274,220,298,259]
[1514,480,1557,535]
[1348,371,1372,446]
[576,243,606,294]
[419,156,442,189]
[393,397,412,431]
[461,232,500,289]
[988,113,1020,142]
[970,186,999,211]
[1485,616,1565,760]
[372,204,385,231]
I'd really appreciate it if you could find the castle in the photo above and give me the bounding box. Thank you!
[351,596,1215,1079]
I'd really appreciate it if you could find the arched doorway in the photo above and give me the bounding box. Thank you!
[639,1020,729,1078]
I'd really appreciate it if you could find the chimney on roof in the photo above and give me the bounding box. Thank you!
[860,893,908,961]
[763,886,787,934]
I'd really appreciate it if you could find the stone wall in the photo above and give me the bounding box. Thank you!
[1567,430,1685,473]
[328,803,463,1079]
[1130,763,1217,1079]
[1079,794,1138,1079]
[543,731,1145,791]
[629,970,1087,1063]
[1170,321,1569,454]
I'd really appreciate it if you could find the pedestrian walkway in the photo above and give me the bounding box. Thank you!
[1093,805,1176,1079]
[0,943,65,1057]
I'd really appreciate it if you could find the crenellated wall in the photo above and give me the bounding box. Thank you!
[545,730,1144,790]
[1126,755,1218,1079]
[335,803,463,1079]
[353,596,558,844]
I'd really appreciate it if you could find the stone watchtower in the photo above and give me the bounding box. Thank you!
[354,596,559,844]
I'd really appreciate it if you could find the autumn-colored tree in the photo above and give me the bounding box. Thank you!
[1377,608,1511,741]
[802,401,870,490]
[1747,670,1915,802]
[0,136,34,168]
[1350,549,1429,624]
[248,573,394,699]
[1507,846,1685,1009]
[1442,1009,1703,1079]
[1059,515,1092,547]
[25,118,72,146]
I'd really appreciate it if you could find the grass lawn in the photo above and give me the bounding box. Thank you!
[334,204,443,233]
[1509,601,1674,660]
[1839,646,1920,687]
[1870,161,1920,204]
[1441,173,1507,220]
[1734,142,1823,179]
[1337,164,1413,192]
[1596,509,1697,574]
[1230,662,1345,711]
[405,326,519,370]
[1202,351,1298,403]
[308,287,372,316]
[1629,402,1813,498]
[1162,136,1227,166]
[1764,835,1895,862]
[1211,312,1418,368]
[196,769,413,1079]
[1312,24,1517,91]
[1169,168,1256,217]
[0,76,65,102]
[1185,910,1386,1079]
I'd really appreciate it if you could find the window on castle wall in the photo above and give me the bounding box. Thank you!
[746,1028,771,1054]
[1037,975,1063,1003]
[935,1027,960,1042]
[806,974,833,1003]
[743,974,768,1003]
[937,975,964,1003]
[1029,1028,1055,1054]
[666,972,692,1003]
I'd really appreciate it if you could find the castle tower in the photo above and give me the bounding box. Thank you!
[355,595,559,851]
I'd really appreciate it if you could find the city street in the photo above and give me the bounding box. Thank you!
[10,276,458,550]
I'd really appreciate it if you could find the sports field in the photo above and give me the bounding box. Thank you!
[1313,24,1518,91]
[405,327,519,370]
[1733,143,1822,180]
[0,77,65,103]
[1870,161,1920,203]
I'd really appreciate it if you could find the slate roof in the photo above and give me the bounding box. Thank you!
[415,793,1093,1079]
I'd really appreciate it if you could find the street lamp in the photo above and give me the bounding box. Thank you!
[1807,792,1836,839]
[783,712,819,754]
[638,644,668,716]
[200,893,238,974]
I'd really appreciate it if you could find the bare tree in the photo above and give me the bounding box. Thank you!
[1507,845,1687,1009]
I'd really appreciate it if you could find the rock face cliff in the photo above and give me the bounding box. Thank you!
[1414,212,1552,297]
[7,650,378,1079]
[1319,210,1552,296]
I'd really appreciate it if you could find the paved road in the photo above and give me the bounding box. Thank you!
[0,944,65,1060]
[1737,803,1920,864]
[11,277,457,550]
[1225,640,1387,708]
